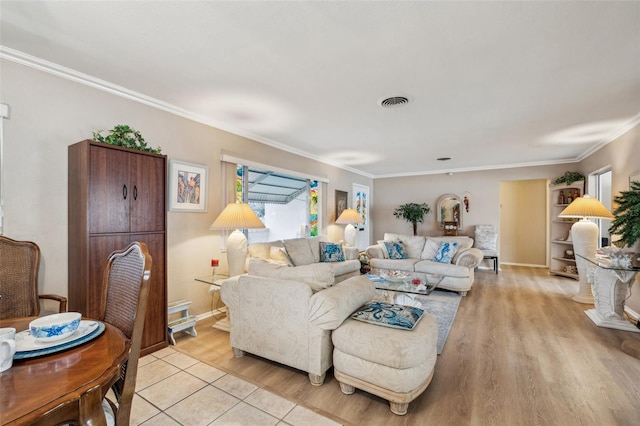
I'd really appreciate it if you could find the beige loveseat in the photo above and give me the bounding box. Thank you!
[366,233,483,295]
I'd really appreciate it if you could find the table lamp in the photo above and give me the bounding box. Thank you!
[335,208,363,247]
[559,195,614,303]
[209,202,265,276]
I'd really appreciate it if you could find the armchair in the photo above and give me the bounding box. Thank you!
[474,225,499,273]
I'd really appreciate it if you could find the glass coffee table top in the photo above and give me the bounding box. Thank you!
[365,270,444,295]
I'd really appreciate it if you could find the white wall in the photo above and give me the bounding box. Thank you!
[0,59,372,316]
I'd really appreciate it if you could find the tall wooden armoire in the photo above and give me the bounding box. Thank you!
[68,140,168,355]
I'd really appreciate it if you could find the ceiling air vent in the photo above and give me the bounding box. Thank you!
[379,96,409,108]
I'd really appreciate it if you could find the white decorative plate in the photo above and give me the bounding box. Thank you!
[15,320,101,353]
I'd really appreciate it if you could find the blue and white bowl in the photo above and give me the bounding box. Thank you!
[30,312,82,342]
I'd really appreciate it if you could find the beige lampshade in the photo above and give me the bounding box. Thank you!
[209,202,265,230]
[558,195,614,219]
[335,208,363,225]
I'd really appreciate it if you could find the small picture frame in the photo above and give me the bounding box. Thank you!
[335,190,348,220]
[168,160,208,212]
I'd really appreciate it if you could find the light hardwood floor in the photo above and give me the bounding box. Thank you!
[177,266,640,425]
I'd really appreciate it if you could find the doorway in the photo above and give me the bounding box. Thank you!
[499,179,548,266]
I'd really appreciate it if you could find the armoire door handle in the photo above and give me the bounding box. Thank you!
[123,184,128,200]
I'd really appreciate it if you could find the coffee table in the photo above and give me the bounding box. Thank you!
[366,271,444,296]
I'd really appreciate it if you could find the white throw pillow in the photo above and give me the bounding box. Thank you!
[269,246,292,266]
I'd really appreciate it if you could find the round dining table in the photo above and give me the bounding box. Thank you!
[0,317,129,426]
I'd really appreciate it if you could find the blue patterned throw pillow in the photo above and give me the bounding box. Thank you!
[351,301,424,330]
[433,241,459,263]
[384,241,408,259]
[320,242,345,262]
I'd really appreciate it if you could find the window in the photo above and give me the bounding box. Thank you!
[236,165,322,243]
[589,169,612,247]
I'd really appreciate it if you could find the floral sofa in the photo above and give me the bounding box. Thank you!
[220,237,371,385]
[365,233,484,295]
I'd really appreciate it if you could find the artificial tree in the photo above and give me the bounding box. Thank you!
[393,203,431,236]
[608,180,640,249]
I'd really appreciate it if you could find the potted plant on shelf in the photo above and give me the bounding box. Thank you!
[92,124,162,153]
[553,171,585,186]
[393,203,431,236]
[608,180,640,251]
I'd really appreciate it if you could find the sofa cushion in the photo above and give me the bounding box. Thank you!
[384,241,408,259]
[383,233,426,259]
[249,240,285,260]
[320,242,345,262]
[421,237,473,259]
[247,257,335,291]
[351,301,424,331]
[414,259,470,278]
[433,241,459,263]
[270,246,293,265]
[369,258,420,271]
[283,238,316,266]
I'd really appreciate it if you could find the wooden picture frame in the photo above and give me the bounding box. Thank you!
[168,160,208,212]
[335,190,348,220]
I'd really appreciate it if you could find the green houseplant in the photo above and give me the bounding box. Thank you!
[92,124,162,154]
[393,203,431,236]
[553,171,585,186]
[608,180,640,248]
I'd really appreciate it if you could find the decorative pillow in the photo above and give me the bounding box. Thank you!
[320,242,345,262]
[270,246,292,266]
[282,238,316,266]
[351,301,424,330]
[384,241,408,259]
[433,241,459,263]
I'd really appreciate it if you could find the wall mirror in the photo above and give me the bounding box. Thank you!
[437,194,462,229]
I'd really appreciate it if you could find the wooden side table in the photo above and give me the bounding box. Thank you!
[195,274,230,331]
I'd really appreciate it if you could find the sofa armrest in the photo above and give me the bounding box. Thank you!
[309,275,374,330]
[343,246,358,260]
[454,247,484,268]
[366,244,384,259]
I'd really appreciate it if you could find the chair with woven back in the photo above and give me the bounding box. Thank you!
[0,235,67,319]
[100,241,152,426]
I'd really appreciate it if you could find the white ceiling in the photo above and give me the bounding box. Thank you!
[1,1,639,178]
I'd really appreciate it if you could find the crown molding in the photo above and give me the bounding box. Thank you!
[1,45,634,181]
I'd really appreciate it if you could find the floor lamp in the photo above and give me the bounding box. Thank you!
[209,202,265,277]
[335,208,363,247]
[559,195,614,304]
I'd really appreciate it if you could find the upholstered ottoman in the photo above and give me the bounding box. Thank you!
[332,309,438,415]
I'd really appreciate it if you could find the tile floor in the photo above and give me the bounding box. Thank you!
[130,346,342,426]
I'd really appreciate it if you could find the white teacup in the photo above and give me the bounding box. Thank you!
[0,327,17,373]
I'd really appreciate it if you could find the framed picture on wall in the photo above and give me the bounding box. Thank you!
[168,160,208,212]
[335,190,348,220]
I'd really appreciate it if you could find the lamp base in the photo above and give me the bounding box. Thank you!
[227,229,248,277]
[571,219,598,304]
[344,224,356,247]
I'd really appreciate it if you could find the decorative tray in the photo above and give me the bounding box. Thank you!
[14,320,105,360]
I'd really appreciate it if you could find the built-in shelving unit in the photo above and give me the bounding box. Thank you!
[549,181,584,279]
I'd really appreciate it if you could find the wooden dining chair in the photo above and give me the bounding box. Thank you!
[99,241,152,426]
[0,235,67,319]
